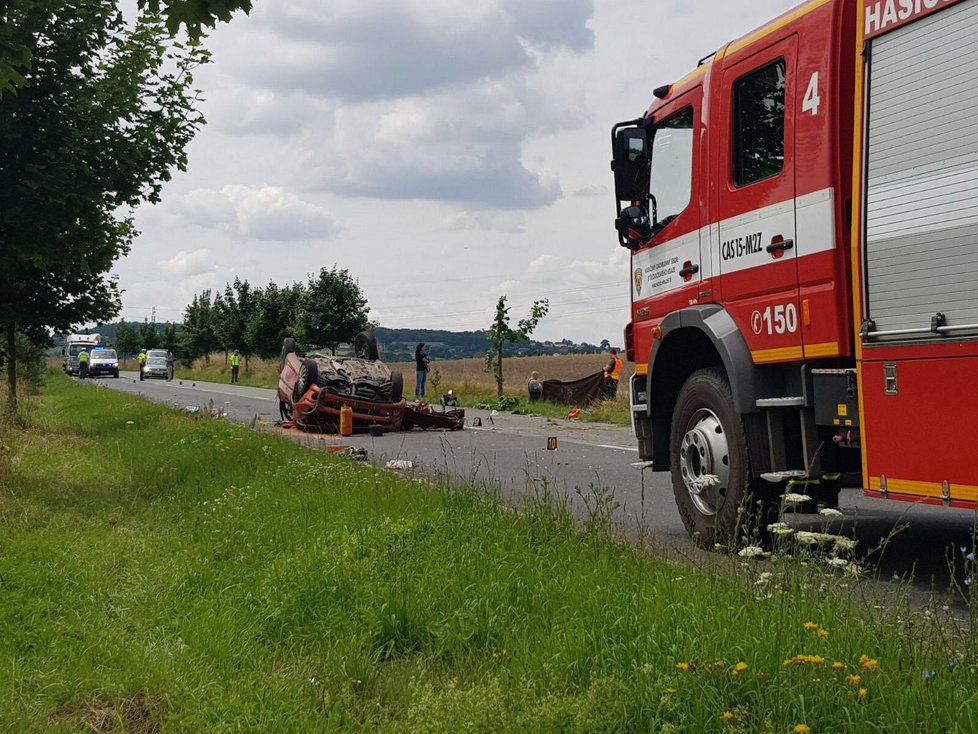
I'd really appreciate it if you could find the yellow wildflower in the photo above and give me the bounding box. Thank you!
[664,687,677,695]
[794,724,811,734]
[731,661,748,679]
[859,655,879,671]
[816,628,829,638]
[676,661,695,672]
[832,661,846,670]
[858,687,868,699]
[846,674,861,686]
[721,711,736,722]
[784,654,825,667]
[642,663,653,674]
[803,621,819,631]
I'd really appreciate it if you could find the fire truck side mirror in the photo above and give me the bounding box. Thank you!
[612,127,650,203]
[615,205,652,250]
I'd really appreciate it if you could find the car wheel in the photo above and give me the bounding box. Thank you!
[389,371,404,402]
[354,332,379,361]
[295,359,319,400]
[113,370,119,378]
[279,400,293,422]
[280,338,297,370]
[670,367,754,549]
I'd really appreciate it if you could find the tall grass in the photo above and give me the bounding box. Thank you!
[1,373,976,731]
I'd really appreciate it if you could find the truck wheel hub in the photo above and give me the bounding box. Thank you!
[679,408,730,517]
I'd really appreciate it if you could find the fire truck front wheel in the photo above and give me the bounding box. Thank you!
[670,367,753,548]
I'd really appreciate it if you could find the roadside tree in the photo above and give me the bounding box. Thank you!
[484,296,549,397]
[181,290,220,363]
[114,321,139,366]
[0,1,210,409]
[297,268,372,355]
[247,281,303,360]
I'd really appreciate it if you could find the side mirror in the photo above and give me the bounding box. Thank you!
[611,126,649,203]
[615,205,652,250]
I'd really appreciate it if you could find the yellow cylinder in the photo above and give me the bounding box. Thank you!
[339,405,353,436]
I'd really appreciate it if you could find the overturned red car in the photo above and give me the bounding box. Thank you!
[278,334,406,433]
[277,334,465,433]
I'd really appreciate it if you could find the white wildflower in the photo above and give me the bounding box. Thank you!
[834,536,858,551]
[795,531,820,545]
[738,545,767,558]
[756,571,775,585]
[819,508,844,518]
[826,557,848,568]
[782,493,812,505]
[690,474,720,490]
[767,522,795,536]
[845,562,861,577]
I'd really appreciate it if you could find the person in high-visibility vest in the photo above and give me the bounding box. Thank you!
[602,348,623,399]
[230,349,241,384]
[137,349,147,381]
[77,348,90,379]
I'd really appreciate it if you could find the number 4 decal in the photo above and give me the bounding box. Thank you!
[802,72,820,115]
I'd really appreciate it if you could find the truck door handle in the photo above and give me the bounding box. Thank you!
[679,263,699,279]
[766,238,794,253]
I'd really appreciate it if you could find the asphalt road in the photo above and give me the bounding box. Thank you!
[97,371,977,596]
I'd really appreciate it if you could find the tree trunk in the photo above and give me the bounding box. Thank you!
[494,348,503,397]
[5,321,17,412]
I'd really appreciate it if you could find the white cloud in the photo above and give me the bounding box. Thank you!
[165,185,340,241]
[160,249,213,276]
[445,211,527,233]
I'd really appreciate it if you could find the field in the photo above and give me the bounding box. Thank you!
[2,373,978,732]
[174,352,633,423]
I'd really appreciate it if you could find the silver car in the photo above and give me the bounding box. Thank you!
[144,349,173,380]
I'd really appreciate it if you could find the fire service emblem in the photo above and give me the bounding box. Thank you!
[634,267,643,296]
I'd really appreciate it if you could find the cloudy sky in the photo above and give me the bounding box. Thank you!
[117,0,798,344]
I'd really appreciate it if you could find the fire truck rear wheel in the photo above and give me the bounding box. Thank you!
[670,367,753,549]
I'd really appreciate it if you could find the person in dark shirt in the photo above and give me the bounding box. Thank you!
[527,371,543,402]
[415,343,430,398]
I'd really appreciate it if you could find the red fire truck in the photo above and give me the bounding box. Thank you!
[612,0,978,545]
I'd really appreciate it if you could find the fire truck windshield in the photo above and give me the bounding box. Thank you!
[649,106,693,230]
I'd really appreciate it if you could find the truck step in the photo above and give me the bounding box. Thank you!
[755,396,805,408]
[760,470,808,483]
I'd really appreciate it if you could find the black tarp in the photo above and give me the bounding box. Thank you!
[541,370,607,406]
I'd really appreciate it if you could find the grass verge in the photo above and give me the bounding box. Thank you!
[1,373,976,732]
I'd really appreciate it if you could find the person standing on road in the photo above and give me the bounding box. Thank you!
[166,350,174,381]
[602,348,623,399]
[77,348,90,379]
[230,349,241,384]
[527,371,543,402]
[137,349,147,381]
[415,343,430,398]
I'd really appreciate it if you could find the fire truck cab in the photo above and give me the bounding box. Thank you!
[613,0,978,545]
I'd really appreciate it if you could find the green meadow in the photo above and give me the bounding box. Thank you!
[1,373,976,732]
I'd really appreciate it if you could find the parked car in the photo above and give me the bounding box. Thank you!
[144,349,172,380]
[88,348,119,378]
[277,334,406,432]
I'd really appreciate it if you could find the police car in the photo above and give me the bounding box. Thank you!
[88,348,120,378]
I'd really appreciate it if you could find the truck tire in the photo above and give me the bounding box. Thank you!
[295,359,319,401]
[280,338,297,370]
[279,400,293,422]
[669,367,753,549]
[390,372,404,402]
[354,332,379,361]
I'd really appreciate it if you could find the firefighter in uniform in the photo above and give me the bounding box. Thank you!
[230,349,241,384]
[77,348,90,379]
[602,348,623,399]
[137,349,147,381]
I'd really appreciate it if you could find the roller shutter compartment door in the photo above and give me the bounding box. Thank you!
[864,0,978,337]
